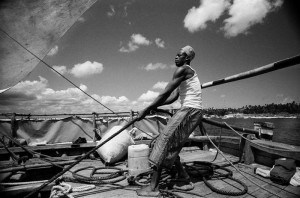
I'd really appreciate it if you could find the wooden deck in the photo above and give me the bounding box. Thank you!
[59,148,300,198]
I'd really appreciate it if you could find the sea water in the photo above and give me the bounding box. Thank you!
[204,118,300,146]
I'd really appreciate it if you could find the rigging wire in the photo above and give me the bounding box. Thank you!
[0,28,117,115]
[0,27,154,138]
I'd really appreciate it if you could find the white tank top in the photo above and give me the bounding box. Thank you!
[178,65,202,109]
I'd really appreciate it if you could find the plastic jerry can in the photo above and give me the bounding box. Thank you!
[128,144,150,176]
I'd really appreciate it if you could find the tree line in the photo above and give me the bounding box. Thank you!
[203,101,300,116]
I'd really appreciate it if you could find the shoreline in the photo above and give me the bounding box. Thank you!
[205,113,300,119]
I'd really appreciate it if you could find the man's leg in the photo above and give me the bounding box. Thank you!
[136,166,162,197]
[174,157,190,180]
[173,155,194,191]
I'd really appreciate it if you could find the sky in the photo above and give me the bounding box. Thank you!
[0,0,300,114]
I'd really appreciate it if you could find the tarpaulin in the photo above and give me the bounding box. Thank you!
[0,115,169,145]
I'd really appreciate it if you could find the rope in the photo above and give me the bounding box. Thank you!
[206,123,282,197]
[183,161,247,196]
[0,180,48,186]
[61,166,127,184]
[50,182,73,198]
[0,27,154,140]
[203,175,247,196]
[50,181,95,198]
[224,122,297,152]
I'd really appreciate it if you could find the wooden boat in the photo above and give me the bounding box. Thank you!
[1,113,299,198]
[1,1,300,197]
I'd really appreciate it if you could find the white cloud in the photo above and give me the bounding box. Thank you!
[107,2,133,18]
[138,90,159,101]
[222,0,283,37]
[155,38,165,48]
[70,61,104,78]
[142,63,168,71]
[13,76,48,95]
[221,94,226,98]
[183,0,283,37]
[52,66,67,75]
[119,34,152,53]
[275,94,294,104]
[107,5,116,17]
[101,95,129,104]
[153,81,168,90]
[48,45,59,56]
[184,0,230,33]
[131,34,151,45]
[120,34,166,52]
[1,76,136,114]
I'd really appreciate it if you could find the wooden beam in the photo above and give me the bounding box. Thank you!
[202,54,300,88]
[202,118,259,136]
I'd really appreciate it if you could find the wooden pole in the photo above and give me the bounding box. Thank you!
[92,112,100,141]
[0,160,77,173]
[202,118,259,136]
[202,55,300,89]
[24,118,138,198]
[9,113,17,147]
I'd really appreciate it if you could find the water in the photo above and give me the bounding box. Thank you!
[203,118,300,146]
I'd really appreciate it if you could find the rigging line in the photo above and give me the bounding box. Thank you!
[0,28,118,116]
[0,130,79,175]
[206,135,281,198]
[0,28,154,138]
[205,125,282,198]
[223,122,296,153]
[237,164,300,197]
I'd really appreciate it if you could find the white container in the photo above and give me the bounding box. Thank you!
[128,144,150,176]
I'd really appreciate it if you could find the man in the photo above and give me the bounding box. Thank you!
[136,45,203,197]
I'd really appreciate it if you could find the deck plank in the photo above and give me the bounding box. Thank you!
[58,149,299,198]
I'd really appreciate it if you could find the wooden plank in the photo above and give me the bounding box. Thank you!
[284,185,300,196]
[179,149,239,166]
[2,183,53,197]
[249,140,300,161]
[0,142,97,155]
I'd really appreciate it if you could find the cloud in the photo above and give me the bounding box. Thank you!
[52,66,67,75]
[137,90,159,101]
[132,34,151,45]
[155,38,165,48]
[142,63,169,71]
[0,77,133,114]
[100,95,129,104]
[184,0,230,33]
[47,45,59,56]
[70,61,104,78]
[120,34,151,52]
[153,81,168,90]
[183,0,283,37]
[107,1,134,18]
[222,0,283,37]
[107,5,116,17]
[275,94,294,104]
[120,34,166,52]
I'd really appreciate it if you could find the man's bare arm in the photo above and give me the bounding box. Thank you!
[137,67,187,120]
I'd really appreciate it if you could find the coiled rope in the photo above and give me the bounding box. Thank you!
[206,122,282,197]
[50,181,95,198]
[58,166,127,185]
[183,161,247,196]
